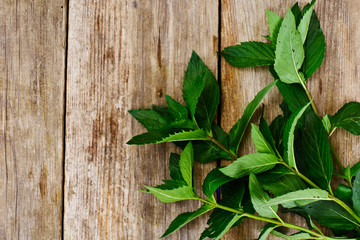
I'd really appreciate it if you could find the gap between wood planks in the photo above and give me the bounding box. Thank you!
[62,0,70,239]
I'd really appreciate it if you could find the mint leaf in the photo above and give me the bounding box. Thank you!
[257,165,293,183]
[266,10,283,43]
[276,81,309,113]
[274,9,305,84]
[269,114,287,152]
[352,169,360,216]
[165,95,193,129]
[195,64,220,131]
[220,180,246,211]
[176,140,233,163]
[200,210,243,240]
[128,109,170,131]
[260,174,306,196]
[270,230,315,239]
[161,204,215,238]
[259,108,277,153]
[298,1,315,44]
[221,42,275,68]
[182,51,207,119]
[179,142,194,187]
[266,189,329,209]
[258,223,279,240]
[251,123,275,155]
[229,81,277,154]
[202,168,233,202]
[331,102,360,135]
[291,3,302,26]
[334,184,352,203]
[298,111,333,190]
[283,102,311,170]
[127,129,208,145]
[249,173,279,218]
[169,153,183,181]
[351,162,360,177]
[220,153,279,179]
[301,201,358,230]
[145,183,194,203]
[212,123,229,147]
[301,9,325,79]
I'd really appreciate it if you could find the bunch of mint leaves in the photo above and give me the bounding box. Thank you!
[128,1,360,239]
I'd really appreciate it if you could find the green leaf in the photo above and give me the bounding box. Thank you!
[266,10,283,43]
[301,9,325,79]
[194,63,220,131]
[298,111,333,190]
[352,169,360,216]
[169,153,183,181]
[221,42,275,68]
[260,174,307,197]
[249,173,279,218]
[180,142,194,186]
[257,165,294,183]
[220,153,280,179]
[145,182,194,203]
[276,81,309,113]
[161,204,215,238]
[331,102,360,135]
[128,109,170,131]
[322,114,332,133]
[165,95,192,129]
[182,51,206,118]
[291,3,302,26]
[126,129,208,145]
[302,201,358,230]
[266,188,329,208]
[270,114,286,152]
[283,102,311,170]
[229,81,277,154]
[220,180,246,210]
[298,1,315,44]
[334,184,352,203]
[274,9,305,84]
[202,168,233,201]
[212,123,230,147]
[176,140,233,163]
[258,224,279,240]
[270,230,316,239]
[200,210,243,240]
[251,123,275,155]
[259,108,277,154]
[351,162,360,177]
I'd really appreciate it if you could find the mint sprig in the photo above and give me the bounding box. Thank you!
[128,1,360,239]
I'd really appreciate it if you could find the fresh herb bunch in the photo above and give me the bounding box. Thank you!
[128,1,360,239]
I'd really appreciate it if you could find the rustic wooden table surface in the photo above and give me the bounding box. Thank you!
[1,0,359,239]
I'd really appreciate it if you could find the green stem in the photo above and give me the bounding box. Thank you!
[300,80,319,116]
[207,135,237,160]
[197,198,333,240]
[329,127,337,137]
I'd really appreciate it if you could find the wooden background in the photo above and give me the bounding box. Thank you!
[1,0,359,239]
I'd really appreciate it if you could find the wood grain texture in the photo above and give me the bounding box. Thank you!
[221,0,360,239]
[64,0,218,239]
[0,0,66,239]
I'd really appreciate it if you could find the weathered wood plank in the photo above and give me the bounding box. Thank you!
[221,0,359,239]
[64,1,218,239]
[0,0,66,239]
